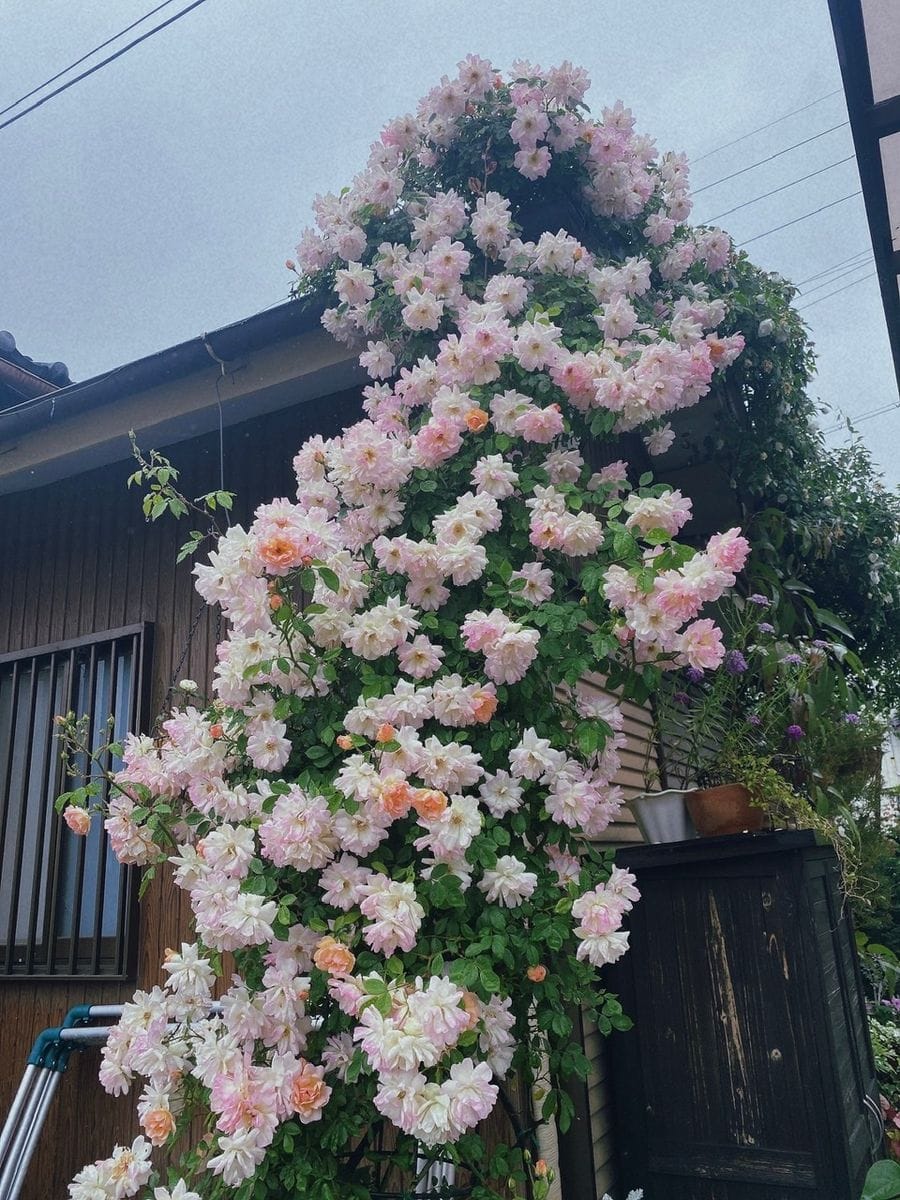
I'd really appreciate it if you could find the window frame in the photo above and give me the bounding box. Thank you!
[0,622,153,982]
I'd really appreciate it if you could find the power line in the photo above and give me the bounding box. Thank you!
[693,89,843,163]
[702,156,855,223]
[822,401,900,435]
[737,191,862,246]
[0,0,213,134]
[796,269,875,310]
[794,249,872,286]
[693,121,851,195]
[800,260,879,296]
[0,0,181,120]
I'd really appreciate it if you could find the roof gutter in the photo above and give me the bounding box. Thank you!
[0,297,325,444]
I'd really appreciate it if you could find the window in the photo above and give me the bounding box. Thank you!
[0,624,152,980]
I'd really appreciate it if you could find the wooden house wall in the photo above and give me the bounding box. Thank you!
[0,389,362,1199]
[0,386,657,1199]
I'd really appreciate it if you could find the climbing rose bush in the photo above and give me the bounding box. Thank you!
[69,54,750,1200]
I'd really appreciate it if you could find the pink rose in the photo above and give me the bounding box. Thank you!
[63,806,91,836]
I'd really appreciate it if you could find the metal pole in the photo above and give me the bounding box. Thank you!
[0,1070,53,1200]
[2,1073,61,1200]
[87,1004,125,1020]
[0,1067,36,1166]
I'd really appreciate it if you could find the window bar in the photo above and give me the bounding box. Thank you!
[0,661,21,888]
[3,662,40,975]
[67,644,97,975]
[116,628,149,978]
[90,640,119,975]
[44,648,75,975]
[24,654,59,974]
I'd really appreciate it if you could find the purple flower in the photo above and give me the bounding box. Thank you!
[685,667,704,684]
[786,724,805,741]
[724,650,748,675]
[748,593,770,607]
[757,622,775,634]
[781,653,803,666]
[844,712,860,725]
[673,691,691,705]
[812,639,829,649]
[747,714,762,727]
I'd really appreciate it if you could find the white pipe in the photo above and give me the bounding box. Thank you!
[58,1027,116,1046]
[414,1153,456,1194]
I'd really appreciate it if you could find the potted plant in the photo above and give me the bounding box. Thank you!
[648,593,865,876]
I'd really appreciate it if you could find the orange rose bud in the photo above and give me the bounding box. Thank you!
[462,990,481,1029]
[413,788,448,820]
[336,734,354,750]
[259,534,299,571]
[527,964,547,983]
[472,688,498,723]
[380,778,413,818]
[535,1159,549,1178]
[209,724,224,740]
[269,594,284,611]
[313,936,356,976]
[290,1060,331,1120]
[142,1106,176,1146]
[375,723,397,744]
[465,407,489,432]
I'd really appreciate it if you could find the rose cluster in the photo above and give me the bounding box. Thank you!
[70,54,755,1200]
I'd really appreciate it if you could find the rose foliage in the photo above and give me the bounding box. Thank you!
[68,55,756,1200]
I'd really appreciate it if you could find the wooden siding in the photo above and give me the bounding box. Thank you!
[0,389,362,1199]
[575,672,656,1199]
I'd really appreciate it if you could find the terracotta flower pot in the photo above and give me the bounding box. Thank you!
[685,783,767,837]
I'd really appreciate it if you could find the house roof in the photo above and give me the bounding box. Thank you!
[0,296,365,495]
[828,0,900,393]
[0,298,322,442]
[0,332,71,409]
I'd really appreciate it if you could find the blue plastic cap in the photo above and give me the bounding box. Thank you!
[62,1004,92,1028]
[27,1029,61,1068]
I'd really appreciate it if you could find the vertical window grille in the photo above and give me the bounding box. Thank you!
[0,624,152,980]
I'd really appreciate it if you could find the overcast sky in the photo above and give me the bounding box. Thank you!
[2,0,899,484]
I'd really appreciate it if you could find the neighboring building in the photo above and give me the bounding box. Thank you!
[0,303,733,1199]
[829,0,900,397]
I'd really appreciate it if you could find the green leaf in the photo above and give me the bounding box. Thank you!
[861,1161,900,1200]
[813,607,855,640]
[318,566,340,593]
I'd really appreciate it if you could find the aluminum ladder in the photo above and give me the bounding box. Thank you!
[0,1003,457,1199]
[0,1004,124,1200]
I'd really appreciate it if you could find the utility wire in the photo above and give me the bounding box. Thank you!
[693,89,843,163]
[0,0,212,134]
[796,270,876,310]
[794,249,872,286]
[693,121,851,195]
[702,156,855,223]
[0,0,181,120]
[737,191,862,246]
[800,261,879,296]
[822,401,900,435]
